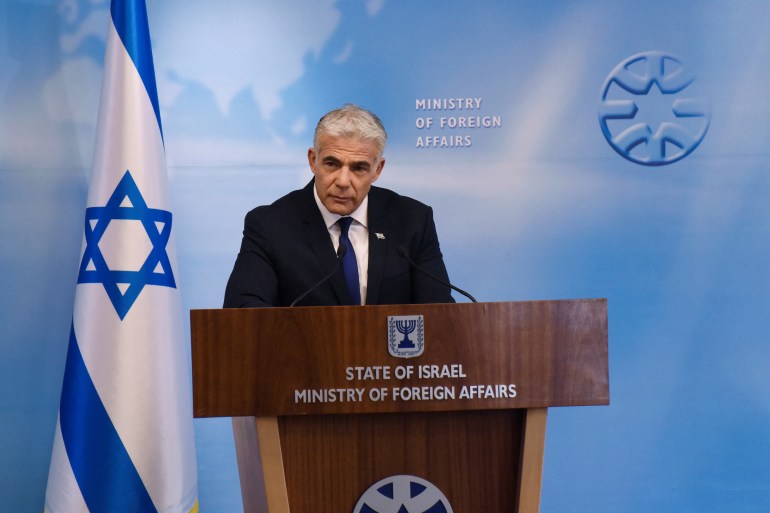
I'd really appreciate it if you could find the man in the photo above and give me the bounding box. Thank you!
[224,104,453,308]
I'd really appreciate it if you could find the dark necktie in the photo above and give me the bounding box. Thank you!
[338,217,361,305]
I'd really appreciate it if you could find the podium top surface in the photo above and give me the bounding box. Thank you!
[191,299,609,417]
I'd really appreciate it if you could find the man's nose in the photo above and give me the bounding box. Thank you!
[335,166,352,186]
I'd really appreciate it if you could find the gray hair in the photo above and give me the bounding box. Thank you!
[313,104,388,156]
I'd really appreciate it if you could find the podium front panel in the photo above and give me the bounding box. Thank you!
[192,299,609,418]
[279,409,521,513]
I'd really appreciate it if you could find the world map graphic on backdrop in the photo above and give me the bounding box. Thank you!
[30,0,387,167]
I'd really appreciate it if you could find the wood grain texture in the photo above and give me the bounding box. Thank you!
[199,300,609,513]
[277,410,521,513]
[191,300,609,418]
[255,417,290,513]
[516,408,548,513]
[232,417,268,513]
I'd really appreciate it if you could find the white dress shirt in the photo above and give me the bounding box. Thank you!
[313,187,369,304]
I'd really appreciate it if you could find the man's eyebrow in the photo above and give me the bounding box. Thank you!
[322,155,371,168]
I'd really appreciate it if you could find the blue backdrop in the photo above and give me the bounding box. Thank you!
[1,0,769,511]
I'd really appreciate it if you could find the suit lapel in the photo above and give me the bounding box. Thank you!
[296,180,349,305]
[366,188,390,305]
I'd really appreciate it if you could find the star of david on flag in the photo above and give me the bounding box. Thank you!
[44,1,198,512]
[78,170,176,320]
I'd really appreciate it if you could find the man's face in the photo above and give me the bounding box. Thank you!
[308,134,385,216]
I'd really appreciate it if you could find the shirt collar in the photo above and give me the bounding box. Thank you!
[313,185,369,230]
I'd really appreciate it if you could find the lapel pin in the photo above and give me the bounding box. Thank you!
[375,233,385,240]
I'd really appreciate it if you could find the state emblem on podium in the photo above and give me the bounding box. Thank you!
[388,315,425,358]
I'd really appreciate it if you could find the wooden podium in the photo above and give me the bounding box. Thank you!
[191,299,608,513]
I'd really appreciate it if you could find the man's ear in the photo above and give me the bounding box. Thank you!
[372,157,385,183]
[307,147,318,174]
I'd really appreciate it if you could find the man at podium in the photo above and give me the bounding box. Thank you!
[224,104,454,308]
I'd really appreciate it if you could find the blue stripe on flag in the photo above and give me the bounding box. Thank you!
[60,324,158,513]
[110,0,164,140]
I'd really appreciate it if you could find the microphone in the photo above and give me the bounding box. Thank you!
[396,244,477,303]
[289,244,347,307]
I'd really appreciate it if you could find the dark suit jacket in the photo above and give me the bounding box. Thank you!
[223,180,454,307]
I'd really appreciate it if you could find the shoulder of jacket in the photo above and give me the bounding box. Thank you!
[370,185,431,212]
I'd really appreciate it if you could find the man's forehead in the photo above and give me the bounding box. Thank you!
[316,135,382,160]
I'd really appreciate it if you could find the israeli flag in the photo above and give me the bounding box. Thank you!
[44,1,198,512]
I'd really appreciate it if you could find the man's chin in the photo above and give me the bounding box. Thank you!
[326,200,355,216]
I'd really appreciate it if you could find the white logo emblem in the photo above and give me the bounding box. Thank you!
[388,315,424,358]
[353,474,453,513]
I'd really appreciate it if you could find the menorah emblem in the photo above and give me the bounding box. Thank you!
[387,315,424,358]
[396,319,417,349]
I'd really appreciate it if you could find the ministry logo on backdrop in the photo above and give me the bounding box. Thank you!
[598,51,710,166]
[353,475,453,513]
[388,315,425,358]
